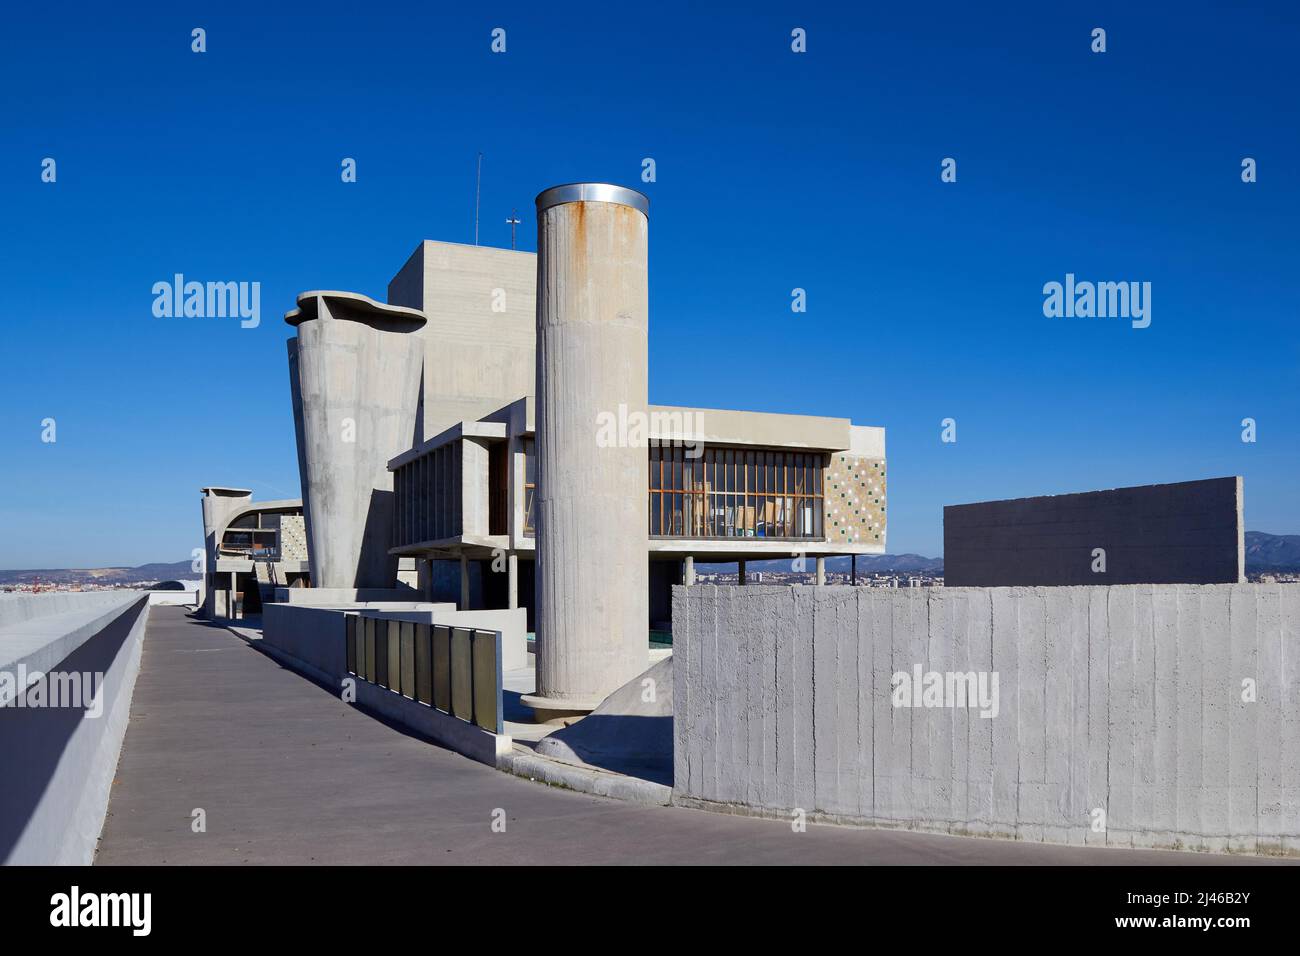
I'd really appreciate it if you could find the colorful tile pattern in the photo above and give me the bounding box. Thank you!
[823,455,886,546]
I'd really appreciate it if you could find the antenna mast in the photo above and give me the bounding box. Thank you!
[474,152,483,245]
[506,209,521,250]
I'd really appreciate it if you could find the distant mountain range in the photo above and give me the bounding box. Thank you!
[4,533,1298,585]
[699,553,943,575]
[1245,532,1300,571]
[701,532,1300,576]
[0,560,197,587]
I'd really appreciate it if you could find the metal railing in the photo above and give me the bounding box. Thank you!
[344,616,503,734]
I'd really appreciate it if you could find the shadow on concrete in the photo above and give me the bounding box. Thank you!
[537,714,673,786]
[231,632,475,759]
[533,656,675,786]
[0,606,138,861]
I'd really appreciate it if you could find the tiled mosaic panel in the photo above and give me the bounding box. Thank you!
[824,455,886,545]
[280,514,309,560]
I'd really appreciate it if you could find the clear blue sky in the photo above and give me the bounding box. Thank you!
[2,2,1296,568]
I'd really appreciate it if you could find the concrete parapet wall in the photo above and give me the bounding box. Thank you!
[672,584,1300,855]
[0,593,150,864]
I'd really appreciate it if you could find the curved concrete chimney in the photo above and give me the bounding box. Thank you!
[285,291,425,590]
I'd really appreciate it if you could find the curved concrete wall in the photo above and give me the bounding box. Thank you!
[287,292,425,589]
[531,187,650,713]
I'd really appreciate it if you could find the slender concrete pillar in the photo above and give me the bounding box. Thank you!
[507,552,519,610]
[684,555,695,586]
[816,555,826,586]
[524,183,650,721]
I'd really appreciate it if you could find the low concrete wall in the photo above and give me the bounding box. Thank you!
[673,584,1300,855]
[260,604,511,765]
[944,477,1245,586]
[0,592,150,864]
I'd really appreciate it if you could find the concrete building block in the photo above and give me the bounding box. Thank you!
[944,477,1245,586]
[387,240,537,441]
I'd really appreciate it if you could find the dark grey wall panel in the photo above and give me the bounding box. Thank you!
[944,477,1244,586]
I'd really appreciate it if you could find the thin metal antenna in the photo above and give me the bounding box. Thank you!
[506,209,521,250]
[474,152,483,245]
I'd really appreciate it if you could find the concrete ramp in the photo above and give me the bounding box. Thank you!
[535,655,672,786]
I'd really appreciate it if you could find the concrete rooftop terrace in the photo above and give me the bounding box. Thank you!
[92,607,1289,865]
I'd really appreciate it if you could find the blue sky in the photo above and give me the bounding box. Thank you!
[1,1,1296,568]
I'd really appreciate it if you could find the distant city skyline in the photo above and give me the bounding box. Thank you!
[3,3,1297,567]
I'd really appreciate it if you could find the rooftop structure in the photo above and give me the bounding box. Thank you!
[206,182,887,713]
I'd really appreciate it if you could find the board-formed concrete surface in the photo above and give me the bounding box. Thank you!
[944,477,1245,586]
[94,606,1287,865]
[673,584,1300,857]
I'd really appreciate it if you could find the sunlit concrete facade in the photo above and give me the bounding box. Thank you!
[199,182,886,712]
[286,291,426,590]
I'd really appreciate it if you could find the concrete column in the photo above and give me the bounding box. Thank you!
[507,552,518,610]
[684,555,695,586]
[459,554,470,610]
[738,560,746,586]
[816,555,826,586]
[524,183,650,722]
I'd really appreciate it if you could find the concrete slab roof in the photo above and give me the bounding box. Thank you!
[284,290,426,330]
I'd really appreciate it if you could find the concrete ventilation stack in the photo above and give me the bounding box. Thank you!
[285,291,426,590]
[523,183,650,721]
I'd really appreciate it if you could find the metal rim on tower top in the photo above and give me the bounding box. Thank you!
[535,183,649,217]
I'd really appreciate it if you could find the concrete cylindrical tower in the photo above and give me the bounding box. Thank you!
[524,183,650,720]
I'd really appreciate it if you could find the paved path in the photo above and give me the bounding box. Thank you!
[96,607,1275,865]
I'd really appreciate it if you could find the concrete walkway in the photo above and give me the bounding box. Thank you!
[96,607,1280,865]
